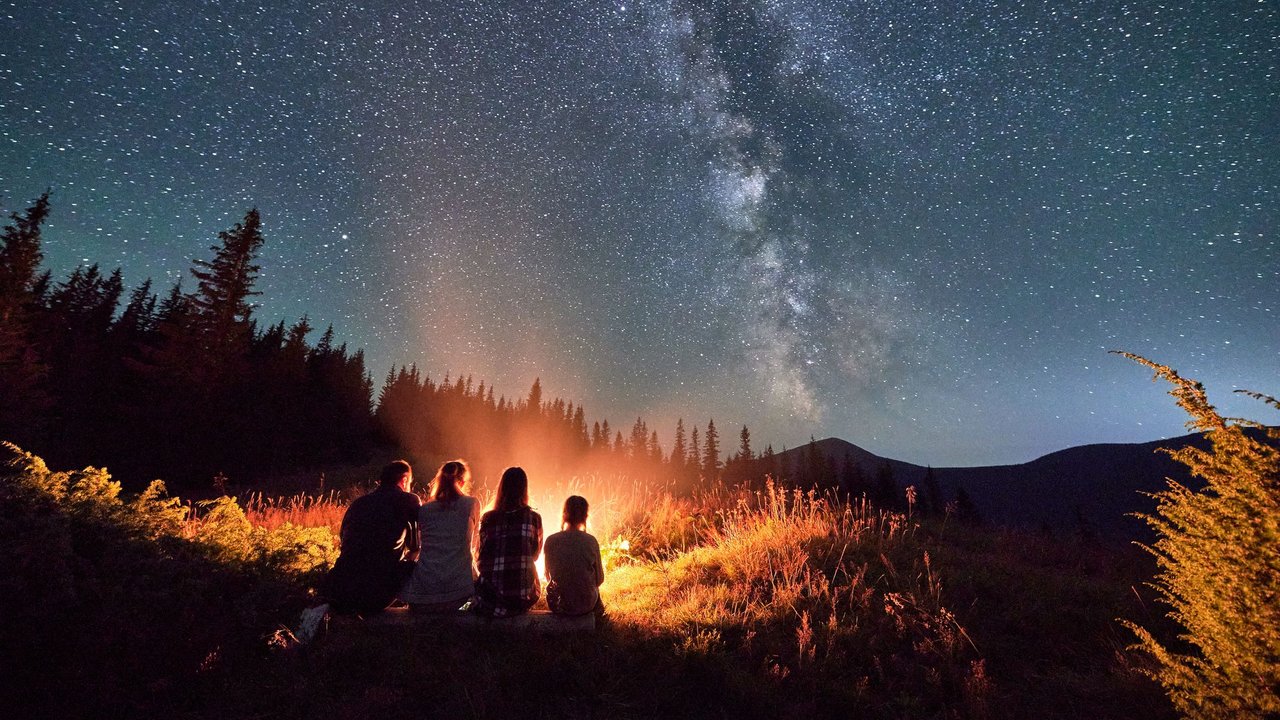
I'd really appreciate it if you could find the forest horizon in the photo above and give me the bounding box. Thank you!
[3,188,1275,496]
[2,195,863,496]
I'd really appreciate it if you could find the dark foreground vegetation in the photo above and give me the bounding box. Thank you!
[3,440,1174,720]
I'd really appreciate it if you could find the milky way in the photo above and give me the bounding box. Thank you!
[3,0,1276,465]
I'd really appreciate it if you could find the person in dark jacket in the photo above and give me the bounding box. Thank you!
[322,460,421,615]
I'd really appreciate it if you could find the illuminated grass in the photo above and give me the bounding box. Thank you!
[48,468,1168,718]
[242,490,347,535]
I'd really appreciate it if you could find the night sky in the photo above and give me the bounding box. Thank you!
[3,0,1276,466]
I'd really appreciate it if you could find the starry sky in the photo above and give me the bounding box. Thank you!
[2,0,1276,466]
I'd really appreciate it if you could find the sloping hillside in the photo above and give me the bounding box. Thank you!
[773,433,1221,540]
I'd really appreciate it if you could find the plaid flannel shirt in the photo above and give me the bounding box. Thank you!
[476,506,543,607]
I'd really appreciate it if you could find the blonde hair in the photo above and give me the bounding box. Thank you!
[429,459,470,505]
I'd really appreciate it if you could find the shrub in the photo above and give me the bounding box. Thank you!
[0,442,336,717]
[1116,353,1280,719]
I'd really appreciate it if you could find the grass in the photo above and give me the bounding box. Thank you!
[190,480,1171,719]
[0,444,1173,719]
[241,489,347,535]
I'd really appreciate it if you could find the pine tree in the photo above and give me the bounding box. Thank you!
[690,427,701,477]
[0,192,50,322]
[115,279,157,340]
[630,417,648,461]
[804,436,822,486]
[39,264,126,460]
[874,462,898,509]
[1117,352,1280,719]
[526,377,543,414]
[0,192,53,442]
[671,418,687,469]
[703,419,720,480]
[761,444,777,484]
[738,425,752,463]
[840,451,866,496]
[572,406,588,449]
[189,208,265,372]
[953,485,980,525]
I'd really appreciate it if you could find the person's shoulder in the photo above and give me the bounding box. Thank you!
[446,495,478,514]
[392,489,421,510]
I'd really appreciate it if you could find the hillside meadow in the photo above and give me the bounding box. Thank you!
[0,442,1176,719]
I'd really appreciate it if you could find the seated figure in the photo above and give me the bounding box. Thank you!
[543,495,605,617]
[321,460,421,616]
[473,467,542,618]
[400,459,479,613]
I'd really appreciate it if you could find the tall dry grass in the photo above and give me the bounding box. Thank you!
[173,473,1167,718]
[241,490,347,535]
[602,481,975,682]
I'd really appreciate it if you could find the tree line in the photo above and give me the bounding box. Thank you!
[0,192,972,511]
[0,194,377,487]
[0,193,781,492]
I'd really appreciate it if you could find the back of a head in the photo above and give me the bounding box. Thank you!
[562,495,589,530]
[431,459,469,504]
[494,466,529,512]
[380,460,412,488]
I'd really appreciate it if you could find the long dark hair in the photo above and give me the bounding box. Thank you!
[493,467,529,512]
[430,459,469,505]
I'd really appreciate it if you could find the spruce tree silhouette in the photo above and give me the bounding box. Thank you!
[703,419,721,480]
[189,208,264,384]
[671,418,687,469]
[0,192,52,444]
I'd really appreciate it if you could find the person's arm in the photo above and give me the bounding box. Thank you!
[403,496,421,562]
[468,499,480,575]
[593,535,605,586]
[532,512,543,561]
[477,512,493,575]
[407,524,420,563]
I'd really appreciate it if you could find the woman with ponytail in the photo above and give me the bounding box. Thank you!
[400,459,479,612]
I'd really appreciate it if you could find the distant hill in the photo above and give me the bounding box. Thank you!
[770,433,1236,541]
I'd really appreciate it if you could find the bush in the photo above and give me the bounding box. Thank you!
[0,442,336,717]
[1116,353,1280,719]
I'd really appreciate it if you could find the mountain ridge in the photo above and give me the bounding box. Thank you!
[769,432,1229,540]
